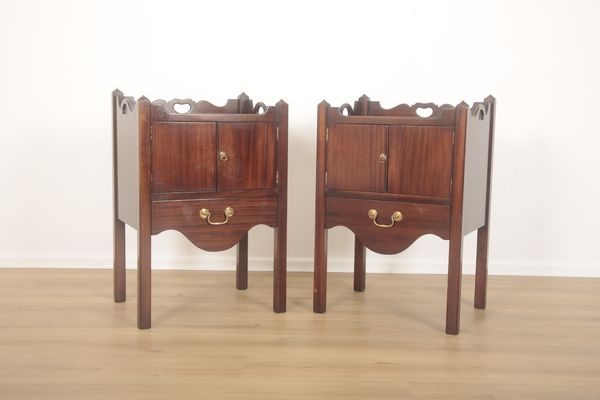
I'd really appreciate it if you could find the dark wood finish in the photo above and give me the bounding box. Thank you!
[445,104,468,335]
[152,197,277,252]
[475,227,489,309]
[137,97,152,330]
[326,189,450,205]
[112,90,126,303]
[152,188,277,201]
[353,237,366,292]
[218,123,276,190]
[151,122,217,193]
[475,96,496,309]
[326,197,450,254]
[236,233,248,290]
[113,220,126,303]
[314,96,495,335]
[352,97,369,293]
[326,124,388,192]
[113,91,287,328]
[387,126,454,198]
[327,100,456,126]
[151,103,278,123]
[313,101,329,313]
[273,100,288,313]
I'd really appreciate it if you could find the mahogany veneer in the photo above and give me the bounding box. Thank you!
[112,91,288,329]
[313,95,496,334]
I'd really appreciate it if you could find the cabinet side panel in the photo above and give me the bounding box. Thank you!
[388,126,454,198]
[326,124,387,192]
[461,108,492,235]
[115,98,140,229]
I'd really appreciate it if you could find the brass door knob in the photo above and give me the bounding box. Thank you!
[219,151,229,161]
[378,153,387,162]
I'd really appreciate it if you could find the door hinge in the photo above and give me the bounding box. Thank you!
[276,171,279,185]
[325,171,328,185]
[276,126,279,140]
[325,128,329,142]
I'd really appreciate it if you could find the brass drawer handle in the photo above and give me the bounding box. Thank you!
[199,207,234,225]
[219,151,229,161]
[368,209,402,228]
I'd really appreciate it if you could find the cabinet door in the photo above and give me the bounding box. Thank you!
[152,122,217,193]
[218,123,277,190]
[326,124,388,192]
[387,126,454,198]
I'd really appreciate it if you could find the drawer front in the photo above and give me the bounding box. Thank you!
[326,197,450,254]
[152,197,277,251]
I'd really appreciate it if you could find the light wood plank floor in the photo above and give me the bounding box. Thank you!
[0,269,599,400]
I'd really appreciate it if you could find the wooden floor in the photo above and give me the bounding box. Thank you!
[0,269,599,399]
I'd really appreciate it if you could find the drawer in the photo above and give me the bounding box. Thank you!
[152,197,277,251]
[326,197,450,254]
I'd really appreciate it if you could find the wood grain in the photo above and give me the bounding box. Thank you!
[316,95,495,335]
[114,92,288,326]
[217,123,276,191]
[273,100,289,313]
[353,237,366,292]
[314,101,329,313]
[387,125,454,198]
[151,122,217,193]
[326,197,450,254]
[137,97,152,329]
[445,104,468,335]
[326,124,388,192]
[151,197,277,252]
[1,269,599,400]
[236,233,248,290]
[475,96,496,309]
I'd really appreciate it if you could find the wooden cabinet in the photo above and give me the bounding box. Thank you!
[314,95,495,334]
[112,91,287,329]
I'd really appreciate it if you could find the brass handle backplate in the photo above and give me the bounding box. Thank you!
[368,209,402,228]
[199,207,234,225]
[219,151,229,161]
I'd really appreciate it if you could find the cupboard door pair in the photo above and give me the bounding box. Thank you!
[326,124,454,198]
[151,122,277,193]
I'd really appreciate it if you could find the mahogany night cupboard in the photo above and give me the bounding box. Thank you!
[112,91,288,329]
[313,95,496,334]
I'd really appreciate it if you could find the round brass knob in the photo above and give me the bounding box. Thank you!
[378,153,387,162]
[219,151,228,161]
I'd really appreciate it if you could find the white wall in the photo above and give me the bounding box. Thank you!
[1,0,599,277]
